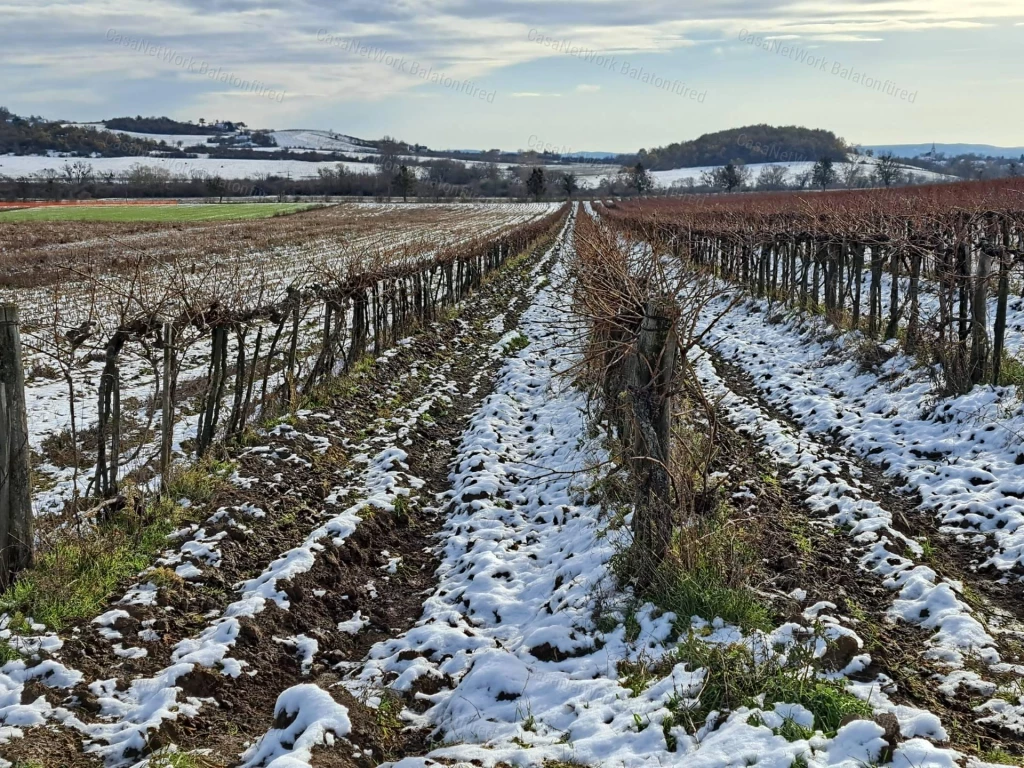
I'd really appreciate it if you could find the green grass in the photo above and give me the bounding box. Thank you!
[0,202,319,223]
[147,750,221,768]
[501,332,530,355]
[981,748,1024,766]
[0,459,230,631]
[668,632,872,736]
[998,352,1024,388]
[0,640,21,663]
[649,563,773,634]
[0,498,180,630]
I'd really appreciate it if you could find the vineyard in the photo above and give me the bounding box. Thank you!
[1,188,1024,768]
[3,202,563,518]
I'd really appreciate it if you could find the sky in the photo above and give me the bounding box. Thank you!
[3,0,1023,153]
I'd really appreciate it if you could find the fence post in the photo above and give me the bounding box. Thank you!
[971,246,992,385]
[993,249,1010,386]
[628,298,678,589]
[1,305,33,587]
[160,320,174,496]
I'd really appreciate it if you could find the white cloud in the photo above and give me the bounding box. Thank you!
[808,34,885,42]
[2,0,1022,132]
[575,84,602,93]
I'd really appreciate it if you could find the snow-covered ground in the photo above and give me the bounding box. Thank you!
[10,123,952,189]
[67,123,377,156]
[2,203,1013,766]
[333,209,963,767]
[631,157,954,188]
[700,293,1024,576]
[0,153,376,180]
[268,129,376,156]
[66,123,222,148]
[692,346,1024,738]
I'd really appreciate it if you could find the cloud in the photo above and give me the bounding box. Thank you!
[807,34,885,42]
[2,0,1022,124]
[511,91,562,97]
[575,84,602,92]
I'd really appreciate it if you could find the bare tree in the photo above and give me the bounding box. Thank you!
[872,153,904,187]
[755,165,788,191]
[62,160,94,187]
[839,162,864,189]
[205,175,227,203]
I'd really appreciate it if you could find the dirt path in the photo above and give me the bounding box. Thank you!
[0,223,568,767]
[695,345,1024,759]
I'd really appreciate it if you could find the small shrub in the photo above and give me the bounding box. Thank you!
[852,338,897,374]
[165,457,233,505]
[998,352,1024,389]
[668,632,872,736]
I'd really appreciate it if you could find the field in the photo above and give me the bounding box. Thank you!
[2,188,1024,768]
[0,202,319,223]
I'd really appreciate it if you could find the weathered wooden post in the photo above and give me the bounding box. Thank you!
[885,247,900,340]
[993,248,1010,386]
[1,305,33,587]
[629,297,679,589]
[971,245,992,385]
[160,320,174,495]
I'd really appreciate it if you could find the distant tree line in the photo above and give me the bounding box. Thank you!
[636,124,849,171]
[103,116,237,134]
[0,107,161,157]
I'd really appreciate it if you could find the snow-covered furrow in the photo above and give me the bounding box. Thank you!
[1,417,403,761]
[692,348,1024,735]
[703,296,1024,576]
[330,213,958,768]
[75,338,474,762]
[229,210,579,768]
[0,300,497,762]
[82,442,410,762]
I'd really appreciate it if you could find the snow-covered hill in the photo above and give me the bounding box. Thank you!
[269,129,376,155]
[66,123,378,156]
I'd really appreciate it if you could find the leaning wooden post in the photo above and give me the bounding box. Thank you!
[1,305,33,587]
[629,297,678,590]
[160,320,174,496]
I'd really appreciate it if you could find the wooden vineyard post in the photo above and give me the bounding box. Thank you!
[906,251,922,353]
[160,320,174,496]
[971,246,992,385]
[851,244,864,330]
[885,247,900,340]
[287,303,300,403]
[628,298,678,589]
[0,305,33,587]
[993,248,1010,386]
